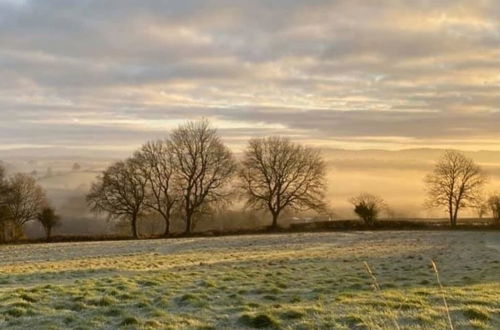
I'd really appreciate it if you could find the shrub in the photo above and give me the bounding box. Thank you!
[349,193,386,225]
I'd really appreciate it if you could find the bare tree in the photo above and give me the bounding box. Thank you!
[487,193,500,224]
[86,158,148,238]
[424,150,487,226]
[5,173,47,226]
[36,206,61,241]
[239,136,326,229]
[0,169,59,242]
[349,193,386,225]
[168,120,236,235]
[134,140,179,236]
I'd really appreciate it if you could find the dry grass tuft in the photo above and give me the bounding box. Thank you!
[363,261,401,330]
[431,259,454,330]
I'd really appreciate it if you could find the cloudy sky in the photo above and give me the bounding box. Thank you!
[1,0,499,152]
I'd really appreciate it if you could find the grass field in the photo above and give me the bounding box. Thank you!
[0,231,498,329]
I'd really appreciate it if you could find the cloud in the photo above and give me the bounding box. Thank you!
[0,0,499,152]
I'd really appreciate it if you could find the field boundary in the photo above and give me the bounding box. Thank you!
[7,219,500,246]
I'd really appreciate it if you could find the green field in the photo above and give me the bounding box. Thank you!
[0,231,498,329]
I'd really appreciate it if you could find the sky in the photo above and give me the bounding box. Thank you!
[1,0,499,153]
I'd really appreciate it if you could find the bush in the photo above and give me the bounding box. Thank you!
[488,194,500,224]
[349,193,386,225]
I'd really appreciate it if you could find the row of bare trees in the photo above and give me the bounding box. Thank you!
[87,121,499,238]
[2,125,497,242]
[0,166,60,242]
[87,120,327,238]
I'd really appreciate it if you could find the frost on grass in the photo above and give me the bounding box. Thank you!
[0,231,498,329]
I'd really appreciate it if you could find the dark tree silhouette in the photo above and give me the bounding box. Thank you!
[87,158,148,238]
[4,173,47,226]
[0,173,47,240]
[134,140,179,236]
[168,120,236,235]
[488,193,500,224]
[36,206,61,241]
[349,193,385,225]
[239,136,326,229]
[425,150,487,226]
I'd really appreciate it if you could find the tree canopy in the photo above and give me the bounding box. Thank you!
[239,136,326,229]
[425,150,487,226]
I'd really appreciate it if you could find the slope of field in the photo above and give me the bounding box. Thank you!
[0,231,498,329]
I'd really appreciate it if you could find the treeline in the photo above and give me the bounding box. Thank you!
[86,120,327,238]
[86,121,500,239]
[0,167,60,242]
[1,120,499,243]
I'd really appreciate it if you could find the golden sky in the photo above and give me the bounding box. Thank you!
[0,0,499,152]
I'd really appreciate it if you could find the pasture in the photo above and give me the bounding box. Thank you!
[0,231,498,329]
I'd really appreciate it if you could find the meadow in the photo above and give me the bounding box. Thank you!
[0,231,498,329]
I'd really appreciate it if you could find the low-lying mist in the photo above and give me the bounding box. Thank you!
[4,148,500,238]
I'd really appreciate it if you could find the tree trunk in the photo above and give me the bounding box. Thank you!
[46,227,51,242]
[12,224,23,242]
[184,212,192,235]
[270,211,279,230]
[163,217,170,237]
[452,204,459,227]
[131,215,139,239]
[448,205,454,227]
